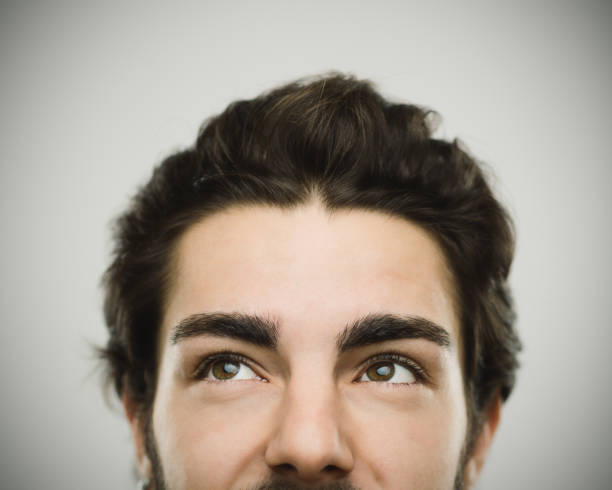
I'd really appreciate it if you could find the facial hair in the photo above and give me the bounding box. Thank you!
[245,477,362,490]
[143,414,469,490]
[143,411,168,490]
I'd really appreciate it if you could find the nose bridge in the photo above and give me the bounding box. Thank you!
[264,364,354,480]
[285,372,339,443]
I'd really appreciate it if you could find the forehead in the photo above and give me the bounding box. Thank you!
[161,202,459,349]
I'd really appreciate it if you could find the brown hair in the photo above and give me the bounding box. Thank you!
[99,73,520,441]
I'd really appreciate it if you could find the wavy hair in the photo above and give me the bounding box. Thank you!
[99,73,521,445]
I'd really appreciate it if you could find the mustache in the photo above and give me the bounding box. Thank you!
[245,477,362,490]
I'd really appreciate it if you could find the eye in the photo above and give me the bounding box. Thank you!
[197,354,262,382]
[357,357,420,385]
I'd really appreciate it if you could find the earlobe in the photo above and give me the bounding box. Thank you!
[122,390,152,480]
[464,394,503,488]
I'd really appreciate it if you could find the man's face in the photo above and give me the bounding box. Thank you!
[135,202,482,489]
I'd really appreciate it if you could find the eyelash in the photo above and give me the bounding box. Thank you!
[193,351,263,381]
[356,352,428,385]
[192,350,428,384]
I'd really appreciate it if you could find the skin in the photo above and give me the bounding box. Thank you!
[124,201,501,489]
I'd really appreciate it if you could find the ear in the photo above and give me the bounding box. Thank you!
[464,393,502,488]
[122,390,152,481]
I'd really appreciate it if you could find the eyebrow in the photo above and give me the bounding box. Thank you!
[170,312,279,348]
[336,314,452,352]
[169,312,451,352]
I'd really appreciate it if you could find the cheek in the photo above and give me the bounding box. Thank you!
[346,387,468,487]
[152,383,276,489]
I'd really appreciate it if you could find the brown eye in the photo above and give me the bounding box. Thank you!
[358,360,417,384]
[366,362,395,381]
[202,357,260,381]
[211,360,241,380]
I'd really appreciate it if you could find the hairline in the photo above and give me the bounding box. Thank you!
[154,197,467,388]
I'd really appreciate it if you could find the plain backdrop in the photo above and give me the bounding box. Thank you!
[1,1,611,489]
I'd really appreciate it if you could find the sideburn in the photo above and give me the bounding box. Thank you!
[143,409,168,490]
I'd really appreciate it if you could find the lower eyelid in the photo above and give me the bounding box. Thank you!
[357,364,414,383]
[357,355,428,383]
[195,353,268,382]
[208,361,252,380]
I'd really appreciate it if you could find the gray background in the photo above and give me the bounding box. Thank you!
[1,1,611,489]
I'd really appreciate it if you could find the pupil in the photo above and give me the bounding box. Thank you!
[367,362,395,381]
[223,362,239,374]
[376,365,392,377]
[212,360,240,379]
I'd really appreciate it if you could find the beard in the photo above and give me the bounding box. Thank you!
[143,415,469,490]
[244,478,362,490]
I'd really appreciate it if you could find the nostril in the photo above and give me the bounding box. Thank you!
[274,462,298,475]
[323,464,346,476]
[272,462,347,479]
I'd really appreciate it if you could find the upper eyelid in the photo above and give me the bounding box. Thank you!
[357,353,429,382]
[192,350,429,383]
[193,351,262,379]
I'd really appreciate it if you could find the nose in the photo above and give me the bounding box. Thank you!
[264,379,354,482]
